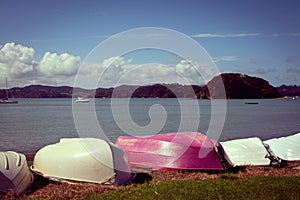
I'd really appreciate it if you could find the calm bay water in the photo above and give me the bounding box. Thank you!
[0,98,299,153]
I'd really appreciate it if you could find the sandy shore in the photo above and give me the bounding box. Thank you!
[1,160,299,200]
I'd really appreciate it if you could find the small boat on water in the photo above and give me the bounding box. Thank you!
[75,96,90,103]
[0,98,18,104]
[0,77,18,104]
[0,151,33,193]
[283,96,298,100]
[116,132,231,171]
[245,102,258,104]
[30,138,135,186]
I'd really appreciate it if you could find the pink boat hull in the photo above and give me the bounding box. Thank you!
[115,132,226,171]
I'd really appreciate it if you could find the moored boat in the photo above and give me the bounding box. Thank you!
[75,97,90,103]
[0,77,18,104]
[0,98,18,104]
[245,102,258,104]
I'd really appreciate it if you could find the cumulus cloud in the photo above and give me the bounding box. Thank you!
[0,42,37,79]
[0,42,219,88]
[76,56,146,88]
[97,56,128,87]
[39,52,80,77]
[175,60,202,82]
[174,59,218,84]
[102,56,132,68]
[94,57,193,87]
[77,56,217,88]
[115,64,180,86]
[0,42,82,87]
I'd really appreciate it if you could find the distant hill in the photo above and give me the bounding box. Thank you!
[276,85,300,97]
[0,73,294,99]
[196,73,280,99]
[0,83,203,99]
[130,84,201,98]
[87,84,201,98]
[3,85,93,98]
[11,85,74,98]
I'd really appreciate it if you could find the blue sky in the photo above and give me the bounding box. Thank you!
[0,0,299,88]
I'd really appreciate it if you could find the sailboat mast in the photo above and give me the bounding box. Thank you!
[0,77,18,103]
[5,77,8,99]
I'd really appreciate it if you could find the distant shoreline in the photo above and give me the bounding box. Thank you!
[2,73,299,99]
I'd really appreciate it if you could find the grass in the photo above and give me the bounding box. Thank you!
[85,176,300,200]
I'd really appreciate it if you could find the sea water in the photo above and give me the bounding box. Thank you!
[0,98,299,153]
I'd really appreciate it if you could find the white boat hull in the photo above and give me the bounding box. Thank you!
[31,138,134,186]
[0,151,33,193]
[221,137,272,166]
[75,97,90,103]
[0,99,18,104]
[264,133,300,161]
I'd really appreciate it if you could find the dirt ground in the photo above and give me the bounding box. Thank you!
[1,160,299,200]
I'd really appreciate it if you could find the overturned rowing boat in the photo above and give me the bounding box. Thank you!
[116,132,231,171]
[0,151,33,193]
[31,138,135,186]
[264,132,300,161]
[220,137,280,166]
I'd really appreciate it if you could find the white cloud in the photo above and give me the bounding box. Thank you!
[174,60,218,84]
[39,52,80,77]
[0,42,36,79]
[0,42,82,87]
[80,57,180,88]
[76,56,218,88]
[191,33,260,38]
[115,64,179,86]
[102,56,131,68]
[0,42,220,88]
[175,60,200,81]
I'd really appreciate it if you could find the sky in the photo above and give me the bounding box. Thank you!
[0,0,299,88]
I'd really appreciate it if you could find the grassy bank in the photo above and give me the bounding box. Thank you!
[85,176,300,200]
[2,162,299,199]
